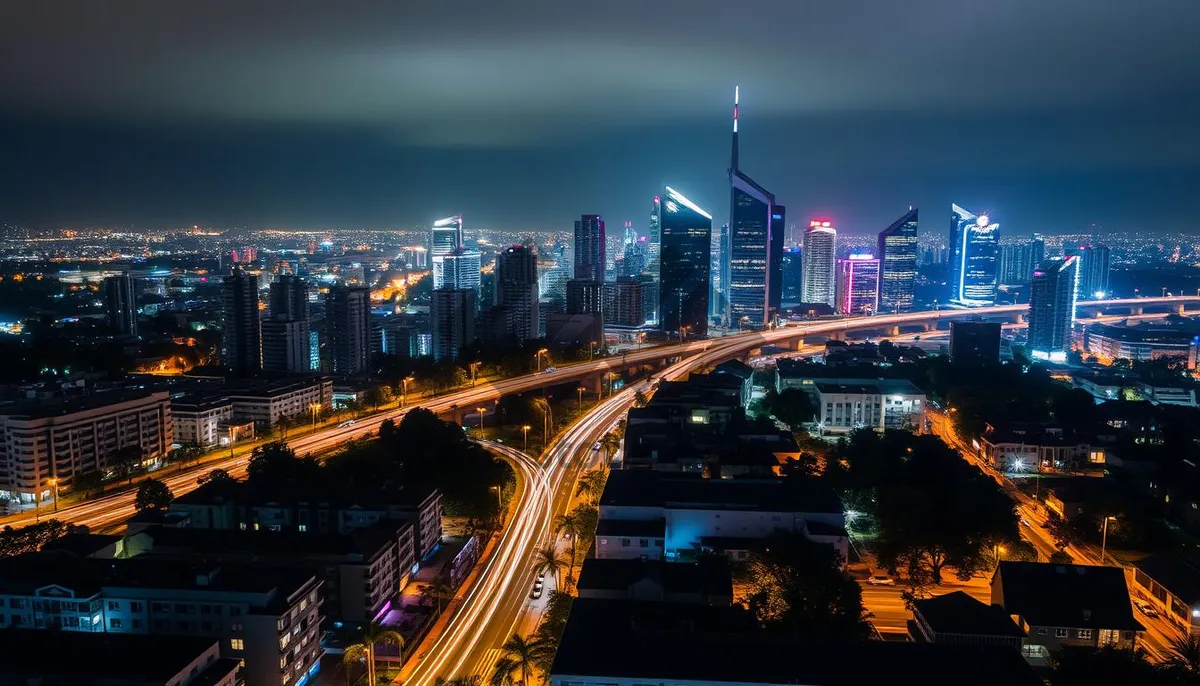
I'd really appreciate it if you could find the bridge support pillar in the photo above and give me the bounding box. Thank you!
[1177,303,1186,315]
[920,322,934,332]
[828,331,845,341]
[888,325,901,337]
[1131,306,1143,316]
[792,339,806,351]
[586,374,603,396]
[1011,313,1025,325]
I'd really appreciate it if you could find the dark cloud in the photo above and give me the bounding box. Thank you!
[0,0,1197,230]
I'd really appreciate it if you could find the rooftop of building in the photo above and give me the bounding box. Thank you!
[1133,554,1200,604]
[140,520,406,561]
[0,389,169,420]
[913,590,1026,638]
[1086,320,1200,343]
[599,471,843,516]
[170,477,437,511]
[0,630,237,684]
[41,532,123,558]
[812,378,925,396]
[993,561,1142,631]
[595,518,667,538]
[0,552,318,608]
[222,376,331,398]
[170,392,234,411]
[551,599,1041,686]
[575,557,733,599]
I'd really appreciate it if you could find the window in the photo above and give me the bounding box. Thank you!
[1078,629,1093,640]
[621,538,631,547]
[229,607,242,617]
[1055,629,1069,639]
[639,539,648,548]
[298,524,307,532]
[1037,628,1047,635]
[107,601,121,611]
[232,623,244,632]
[230,638,245,651]
[109,618,123,629]
[130,602,143,612]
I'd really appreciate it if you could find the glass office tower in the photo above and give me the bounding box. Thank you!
[659,186,712,339]
[801,220,837,307]
[431,215,464,289]
[949,204,1000,306]
[876,207,918,312]
[1028,256,1080,362]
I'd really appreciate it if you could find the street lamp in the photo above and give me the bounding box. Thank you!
[476,407,487,435]
[491,485,504,526]
[577,386,586,409]
[401,375,415,407]
[1100,515,1117,564]
[469,361,481,388]
[521,424,531,453]
[48,477,59,513]
[309,402,321,432]
[535,348,549,373]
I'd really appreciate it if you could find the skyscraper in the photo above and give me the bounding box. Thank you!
[1076,243,1111,299]
[602,277,645,327]
[441,248,482,299]
[949,204,1000,306]
[432,288,476,361]
[998,237,1046,286]
[836,254,880,316]
[801,220,836,307]
[781,246,803,307]
[269,275,309,320]
[431,215,463,289]
[644,196,662,325]
[710,223,727,321]
[574,214,606,282]
[103,273,138,338]
[767,206,786,317]
[1028,256,1080,362]
[726,87,784,329]
[325,285,371,375]
[221,270,261,376]
[493,244,540,343]
[263,275,311,374]
[659,186,712,339]
[876,207,918,313]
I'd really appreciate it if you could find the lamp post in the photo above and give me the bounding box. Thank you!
[577,386,585,410]
[401,375,415,407]
[535,348,549,373]
[521,424,531,453]
[491,485,504,526]
[469,361,481,388]
[476,407,487,435]
[48,477,59,513]
[228,425,235,458]
[1100,515,1117,564]
[309,403,321,432]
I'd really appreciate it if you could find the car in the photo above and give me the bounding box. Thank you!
[1135,600,1158,617]
[867,575,896,586]
[338,420,356,428]
[544,366,557,373]
[530,579,544,599]
[592,442,601,451]
[1019,518,1031,527]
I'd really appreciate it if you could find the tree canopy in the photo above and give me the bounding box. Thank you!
[134,478,174,512]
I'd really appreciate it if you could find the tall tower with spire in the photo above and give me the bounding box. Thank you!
[726,86,785,329]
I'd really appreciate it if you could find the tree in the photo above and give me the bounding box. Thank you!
[0,519,71,557]
[1046,513,1081,551]
[436,677,482,686]
[739,533,872,639]
[574,470,606,504]
[72,469,104,497]
[134,478,173,512]
[109,444,145,484]
[1049,550,1075,564]
[363,385,392,412]
[167,443,203,470]
[422,570,455,616]
[197,468,235,486]
[1050,646,1168,686]
[600,432,621,465]
[494,633,549,686]
[247,441,320,484]
[761,388,816,428]
[633,390,649,408]
[343,622,404,686]
[532,546,568,589]
[553,513,581,588]
[1167,633,1200,674]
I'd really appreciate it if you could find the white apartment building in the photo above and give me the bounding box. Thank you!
[814,379,925,435]
[0,391,173,503]
[227,378,332,430]
[171,395,234,447]
[0,555,322,686]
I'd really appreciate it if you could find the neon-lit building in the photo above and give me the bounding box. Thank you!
[659,186,712,339]
[876,207,918,312]
[801,220,836,307]
[1028,256,1079,362]
[835,254,880,316]
[430,215,464,290]
[644,196,662,325]
[726,87,785,329]
[949,204,1000,306]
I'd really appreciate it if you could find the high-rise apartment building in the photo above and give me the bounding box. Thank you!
[431,215,464,289]
[104,274,138,338]
[493,244,540,343]
[836,254,880,316]
[1028,256,1080,362]
[659,186,712,339]
[801,220,836,307]
[711,223,727,322]
[431,288,476,361]
[602,277,645,327]
[269,274,309,320]
[781,246,803,307]
[325,285,371,375]
[221,270,261,376]
[566,280,603,315]
[1076,243,1111,299]
[441,248,482,299]
[949,204,1000,306]
[726,87,784,329]
[644,196,662,325]
[876,207,918,313]
[263,275,311,374]
[998,237,1046,286]
[574,214,606,282]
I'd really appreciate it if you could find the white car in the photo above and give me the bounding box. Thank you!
[867,575,896,586]
[1134,600,1158,617]
[338,420,356,428]
[592,443,601,451]
[530,579,544,599]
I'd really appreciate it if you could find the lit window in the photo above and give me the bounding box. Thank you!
[1078,629,1093,639]
[230,638,244,651]
[1055,629,1068,639]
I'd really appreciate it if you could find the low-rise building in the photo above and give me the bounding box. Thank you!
[978,424,1107,473]
[595,471,846,562]
[575,557,733,606]
[226,377,332,430]
[909,590,1025,650]
[813,379,925,435]
[991,561,1142,661]
[1131,553,1200,634]
[0,554,323,686]
[0,631,242,686]
[0,391,173,503]
[1084,321,1197,363]
[170,394,234,447]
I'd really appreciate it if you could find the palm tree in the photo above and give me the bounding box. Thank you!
[575,470,606,504]
[343,622,404,686]
[490,657,518,686]
[1167,633,1200,673]
[423,572,455,617]
[600,432,621,466]
[533,546,568,589]
[436,675,482,686]
[496,633,547,686]
[553,512,580,588]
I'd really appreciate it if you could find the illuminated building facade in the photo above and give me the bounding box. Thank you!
[949,204,1000,306]
[876,207,918,312]
[574,214,606,282]
[1028,256,1079,362]
[644,196,662,325]
[801,220,836,307]
[836,254,880,316]
[430,215,463,290]
[659,186,712,339]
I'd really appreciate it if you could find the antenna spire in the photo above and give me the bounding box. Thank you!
[731,86,740,172]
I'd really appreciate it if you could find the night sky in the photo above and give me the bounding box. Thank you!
[1,0,1198,234]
